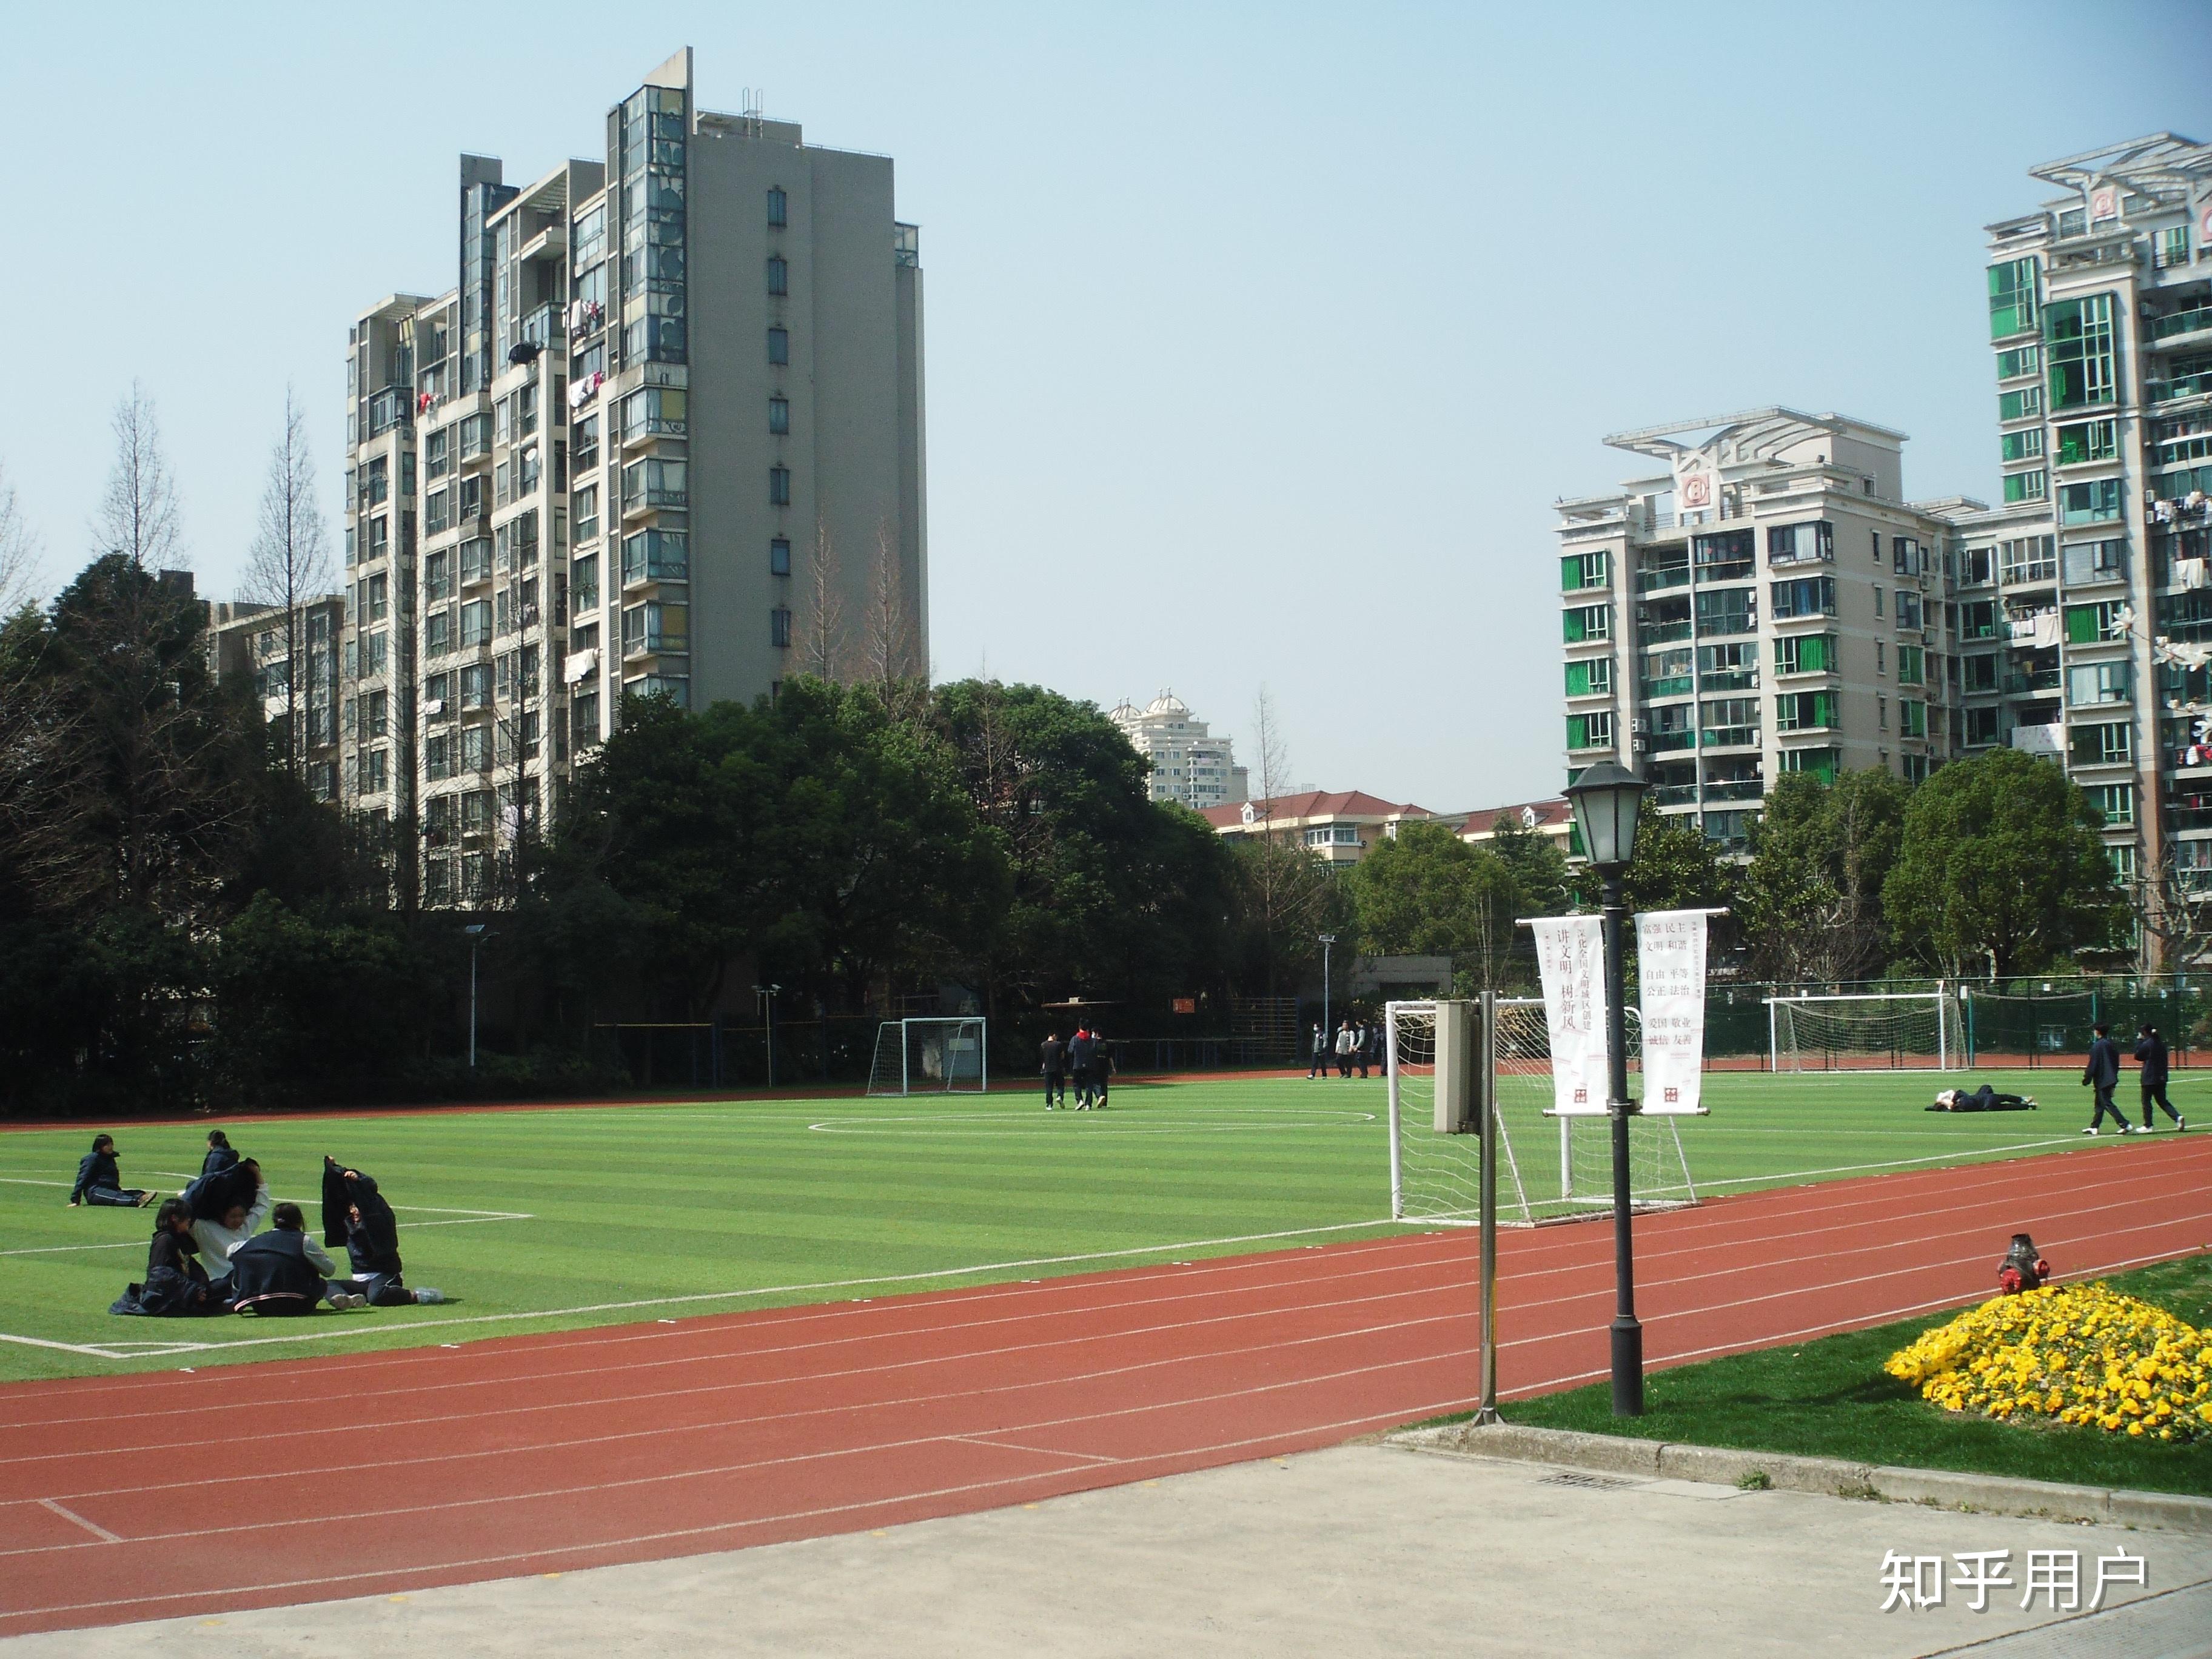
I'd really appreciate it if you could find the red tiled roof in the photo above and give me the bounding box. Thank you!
[1200,790,1433,829]
[1453,797,1573,837]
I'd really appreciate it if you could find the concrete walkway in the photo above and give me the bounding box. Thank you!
[5,1443,2206,1658]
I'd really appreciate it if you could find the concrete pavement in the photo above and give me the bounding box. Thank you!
[4,1443,2206,1658]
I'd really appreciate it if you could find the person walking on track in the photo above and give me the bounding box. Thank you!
[1040,1031,1068,1110]
[1308,1024,1329,1079]
[2082,1022,2133,1135]
[2134,1024,2185,1132]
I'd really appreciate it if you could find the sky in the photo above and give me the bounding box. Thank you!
[3,1,2210,811]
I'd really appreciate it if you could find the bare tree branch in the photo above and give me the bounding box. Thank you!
[0,459,41,615]
[242,389,333,778]
[91,384,184,572]
[802,521,848,682]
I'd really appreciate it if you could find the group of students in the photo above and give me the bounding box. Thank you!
[1038,1029,1114,1109]
[1309,1018,1384,1079]
[73,1130,445,1318]
[2081,1022,2188,1136]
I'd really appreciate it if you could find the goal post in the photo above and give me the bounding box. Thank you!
[865,1017,989,1096]
[1768,987,1966,1073]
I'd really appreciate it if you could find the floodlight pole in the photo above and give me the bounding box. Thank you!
[464,923,489,1069]
[1319,934,1336,1051]
[755,985,781,1087]
[1600,873,1643,1417]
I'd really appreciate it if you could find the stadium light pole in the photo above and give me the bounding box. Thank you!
[1564,760,1647,1417]
[464,923,490,1069]
[754,984,782,1087]
[1319,934,1337,1048]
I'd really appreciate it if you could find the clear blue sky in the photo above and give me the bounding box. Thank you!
[3,1,2208,810]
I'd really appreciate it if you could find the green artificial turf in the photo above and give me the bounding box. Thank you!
[0,1067,2198,1386]
[1494,1253,2212,1498]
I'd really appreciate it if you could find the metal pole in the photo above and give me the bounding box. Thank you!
[469,937,480,1069]
[1475,990,1501,1425]
[765,994,776,1088]
[1603,874,1643,1417]
[1322,940,1332,1047]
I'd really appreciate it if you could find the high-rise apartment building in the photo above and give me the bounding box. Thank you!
[1554,409,1976,848]
[206,595,347,800]
[1108,692,1250,810]
[341,48,927,905]
[1966,134,2212,894]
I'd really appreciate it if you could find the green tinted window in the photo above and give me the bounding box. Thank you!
[1989,258,2038,339]
[2046,293,2116,409]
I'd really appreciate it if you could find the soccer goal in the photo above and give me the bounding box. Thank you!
[1386,998,1695,1228]
[1768,988,1965,1072]
[865,1017,989,1096]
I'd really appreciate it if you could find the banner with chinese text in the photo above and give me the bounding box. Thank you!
[1532,914,1607,1116]
[1635,908,1710,1114]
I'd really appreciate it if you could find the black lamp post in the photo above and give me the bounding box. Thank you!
[1563,759,1648,1416]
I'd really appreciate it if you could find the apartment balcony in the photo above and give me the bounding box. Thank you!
[2149,305,2212,349]
[2003,670,2062,695]
[1647,783,1697,807]
[1644,731,1694,754]
[1702,779,1765,802]
[1635,566,1690,594]
[621,632,689,663]
[2149,371,2212,405]
[621,488,689,523]
[2010,723,2065,756]
[2168,802,2212,834]
[1637,622,1692,647]
[365,386,413,438]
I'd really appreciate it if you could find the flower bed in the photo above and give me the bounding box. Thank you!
[1885,1283,2212,1443]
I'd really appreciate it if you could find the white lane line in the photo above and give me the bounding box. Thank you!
[0,1333,132,1358]
[38,1497,122,1543]
[947,1433,1121,1467]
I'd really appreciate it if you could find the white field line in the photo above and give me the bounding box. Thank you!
[0,1205,533,1258]
[0,1218,1403,1364]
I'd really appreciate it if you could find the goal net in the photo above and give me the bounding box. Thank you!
[1769,990,1965,1072]
[865,1017,989,1096]
[1387,999,1695,1227]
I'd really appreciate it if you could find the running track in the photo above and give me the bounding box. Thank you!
[1,1138,2207,1638]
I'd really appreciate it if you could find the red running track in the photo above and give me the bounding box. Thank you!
[2,1138,2208,1638]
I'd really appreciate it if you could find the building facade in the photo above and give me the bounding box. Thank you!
[1107,692,1249,810]
[1968,134,2212,894]
[340,48,927,905]
[206,595,347,802]
[1555,409,1975,848]
[1202,791,1433,865]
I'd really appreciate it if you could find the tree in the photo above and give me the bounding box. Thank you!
[2127,843,2212,975]
[241,389,333,779]
[861,518,925,719]
[92,385,184,572]
[0,458,39,616]
[1234,684,1318,994]
[1350,819,1522,991]
[1735,768,1907,983]
[800,522,849,681]
[1618,800,1732,916]
[1490,812,1571,919]
[1883,748,2122,977]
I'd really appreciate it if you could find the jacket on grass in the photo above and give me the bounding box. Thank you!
[227,1228,339,1315]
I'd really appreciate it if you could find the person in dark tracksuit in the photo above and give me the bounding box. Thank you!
[2135,1025,2185,1131]
[110,1199,229,1317]
[69,1135,155,1208]
[1091,1037,1113,1109]
[1308,1025,1329,1079]
[2082,1022,2133,1134]
[323,1159,444,1305]
[227,1202,366,1315]
[1067,1028,1098,1110]
[1040,1033,1067,1110]
[201,1131,240,1178]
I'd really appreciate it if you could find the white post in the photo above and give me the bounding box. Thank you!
[1475,989,1500,1424]
[1768,997,1779,1074]
[1384,1003,1404,1219]
[979,1019,988,1093]
[901,1020,910,1096]
[1936,980,1948,1070]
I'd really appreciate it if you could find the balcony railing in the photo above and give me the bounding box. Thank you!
[1636,566,1690,593]
[2150,372,2212,404]
[1646,731,1694,754]
[1702,779,1763,802]
[1638,622,1692,646]
[2150,305,2212,344]
[366,385,412,437]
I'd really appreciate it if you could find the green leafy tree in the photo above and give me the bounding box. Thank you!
[1736,768,1907,983]
[1883,748,2122,977]
[1617,800,1733,914]
[1489,813,1571,919]
[1350,819,1523,991]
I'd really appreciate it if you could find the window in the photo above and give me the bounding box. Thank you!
[2062,538,2125,585]
[572,415,599,471]
[366,573,389,622]
[425,608,452,656]
[1965,706,2000,745]
[2054,419,2117,464]
[1878,695,1888,731]
[626,674,692,709]
[767,186,787,227]
[2155,227,2191,270]
[1963,654,1999,692]
[1874,586,1883,618]
[769,395,789,435]
[2000,428,2044,463]
[1563,603,1610,642]
[620,601,689,655]
[1766,521,1832,565]
[1694,588,1754,637]
[2003,469,2048,503]
[2070,720,2131,765]
[573,554,600,613]
[1996,344,2040,380]
[1875,640,1886,674]
[425,732,451,781]
[1900,699,1927,739]
[1564,657,1611,695]
[771,606,793,649]
[574,485,599,545]
[1778,745,1838,781]
[768,326,789,365]
[1897,644,1924,685]
[1566,711,1614,751]
[1988,256,2037,338]
[1698,642,1758,690]
[2092,783,2136,826]
[769,464,791,506]
[1774,632,1835,675]
[1302,825,1363,848]
[621,528,689,584]
[2046,293,2116,409]
[460,599,491,647]
[426,487,452,534]
[1896,591,1923,630]
[769,536,791,577]
[1769,575,1835,618]
[620,386,687,440]
[1769,694,1840,734]
[1903,754,1931,785]
[1999,535,2056,585]
[621,457,688,512]
[2065,600,2127,643]
[1699,697,1759,748]
[1891,537,1925,576]
[1999,385,2043,422]
[2066,662,2131,706]
[361,747,388,796]
[766,256,788,296]
[2059,477,2122,525]
[426,426,452,479]
[1560,551,1609,591]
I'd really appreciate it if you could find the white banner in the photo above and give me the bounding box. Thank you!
[1532,915,1608,1116]
[1635,909,1710,1115]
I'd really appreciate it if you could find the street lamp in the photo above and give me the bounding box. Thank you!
[1319,934,1338,1055]
[464,923,491,1069]
[1563,760,1648,1416]
[754,984,782,1087]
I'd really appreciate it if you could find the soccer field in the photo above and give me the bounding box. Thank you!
[0,1067,2194,1384]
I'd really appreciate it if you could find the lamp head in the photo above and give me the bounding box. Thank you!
[1565,760,1646,874]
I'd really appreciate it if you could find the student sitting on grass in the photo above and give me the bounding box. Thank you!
[200,1130,240,1178]
[110,1199,229,1317]
[227,1202,367,1315]
[68,1134,156,1209]
[322,1157,445,1305]
[188,1161,271,1289]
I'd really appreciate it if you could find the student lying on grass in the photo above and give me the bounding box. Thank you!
[67,1134,156,1208]
[322,1156,445,1305]
[109,1199,229,1317]
[227,1202,369,1315]
[1928,1083,2037,1112]
[186,1161,270,1289]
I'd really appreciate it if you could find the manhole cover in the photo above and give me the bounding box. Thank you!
[1540,1470,1640,1491]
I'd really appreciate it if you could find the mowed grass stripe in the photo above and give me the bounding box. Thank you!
[0,1069,2198,1381]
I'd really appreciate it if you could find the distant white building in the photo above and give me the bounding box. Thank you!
[1108,692,1250,811]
